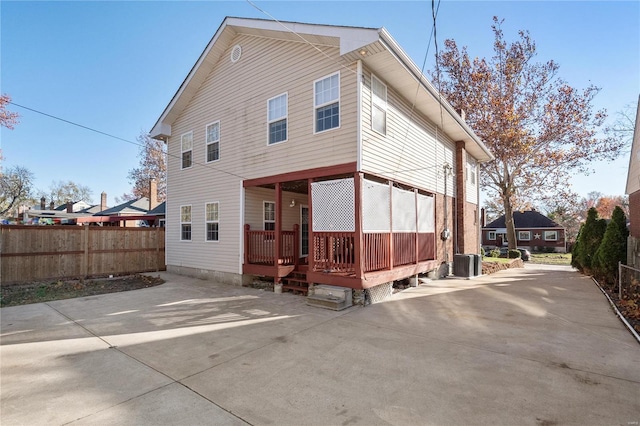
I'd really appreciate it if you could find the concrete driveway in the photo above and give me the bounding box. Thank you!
[1,264,639,425]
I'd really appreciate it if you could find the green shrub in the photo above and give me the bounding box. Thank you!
[575,208,606,272]
[490,249,500,258]
[508,249,521,259]
[480,247,486,257]
[593,206,628,287]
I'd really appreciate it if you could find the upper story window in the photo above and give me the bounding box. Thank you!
[371,74,387,135]
[314,72,340,133]
[268,93,288,145]
[180,205,192,241]
[205,202,219,241]
[264,201,275,231]
[181,132,193,169]
[206,121,220,162]
[467,160,477,185]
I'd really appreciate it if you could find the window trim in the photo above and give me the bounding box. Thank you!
[180,204,192,241]
[205,121,221,163]
[181,132,193,170]
[205,201,220,242]
[518,230,531,241]
[313,71,340,134]
[488,231,496,240]
[371,74,387,135]
[267,92,288,145]
[544,230,558,241]
[467,161,477,185]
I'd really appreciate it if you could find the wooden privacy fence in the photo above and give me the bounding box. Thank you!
[0,225,165,285]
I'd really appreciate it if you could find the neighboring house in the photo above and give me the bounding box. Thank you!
[150,17,493,292]
[482,210,566,253]
[79,197,161,227]
[147,201,166,228]
[54,200,93,213]
[625,95,640,269]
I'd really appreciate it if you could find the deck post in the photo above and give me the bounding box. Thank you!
[244,224,250,265]
[275,182,282,267]
[389,181,394,270]
[294,224,300,268]
[354,173,364,279]
[415,189,419,265]
[308,179,315,272]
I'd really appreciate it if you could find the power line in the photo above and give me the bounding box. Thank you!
[8,101,248,180]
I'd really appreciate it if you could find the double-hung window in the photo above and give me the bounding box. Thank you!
[371,75,387,135]
[205,202,219,241]
[268,93,287,144]
[488,231,496,240]
[467,160,477,185]
[180,205,192,241]
[181,132,193,169]
[314,72,340,132]
[206,122,220,162]
[264,201,275,231]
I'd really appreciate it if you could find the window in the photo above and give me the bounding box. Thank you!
[206,122,220,162]
[264,201,275,231]
[181,132,193,169]
[488,231,496,240]
[268,93,287,144]
[314,72,340,132]
[467,161,477,185]
[371,75,387,135]
[519,231,531,241]
[180,205,192,241]
[205,202,219,241]
[544,230,558,241]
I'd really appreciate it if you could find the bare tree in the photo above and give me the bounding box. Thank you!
[0,166,34,216]
[127,132,166,201]
[0,94,19,130]
[44,180,93,206]
[433,17,625,250]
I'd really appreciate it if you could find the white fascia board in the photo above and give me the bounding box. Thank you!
[378,28,494,163]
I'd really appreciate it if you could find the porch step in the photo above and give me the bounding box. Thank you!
[282,272,309,295]
[306,285,353,311]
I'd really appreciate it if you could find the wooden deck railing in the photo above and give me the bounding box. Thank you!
[244,225,298,266]
[313,232,355,273]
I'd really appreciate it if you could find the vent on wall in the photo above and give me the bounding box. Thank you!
[230,45,242,63]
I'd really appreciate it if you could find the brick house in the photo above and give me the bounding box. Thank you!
[482,210,566,253]
[625,95,640,268]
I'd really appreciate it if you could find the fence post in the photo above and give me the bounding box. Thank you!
[618,261,622,300]
[156,226,160,273]
[82,225,89,279]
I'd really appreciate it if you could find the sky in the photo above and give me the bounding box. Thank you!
[1,0,638,208]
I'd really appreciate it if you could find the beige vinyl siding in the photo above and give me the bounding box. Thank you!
[361,70,456,197]
[244,187,309,231]
[466,157,478,204]
[166,34,356,274]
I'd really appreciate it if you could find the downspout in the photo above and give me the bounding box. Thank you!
[356,59,363,172]
[239,180,245,276]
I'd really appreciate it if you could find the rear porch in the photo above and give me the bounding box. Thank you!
[242,164,440,291]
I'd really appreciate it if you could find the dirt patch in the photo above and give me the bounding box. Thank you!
[1,274,165,307]
[482,258,524,275]
[601,287,640,336]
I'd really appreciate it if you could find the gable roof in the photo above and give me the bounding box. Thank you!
[150,16,493,163]
[95,198,150,216]
[147,201,166,216]
[485,210,562,229]
[626,95,640,194]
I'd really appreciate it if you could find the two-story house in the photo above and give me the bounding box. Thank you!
[150,17,493,295]
[626,95,640,269]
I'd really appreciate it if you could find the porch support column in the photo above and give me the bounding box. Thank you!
[275,182,282,271]
[455,140,467,254]
[354,173,364,279]
[415,188,419,265]
[308,179,315,272]
[389,181,394,271]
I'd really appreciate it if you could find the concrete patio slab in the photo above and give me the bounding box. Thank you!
[1,265,638,425]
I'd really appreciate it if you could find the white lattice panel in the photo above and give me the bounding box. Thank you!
[311,178,355,232]
[417,193,435,232]
[362,179,390,233]
[392,186,416,232]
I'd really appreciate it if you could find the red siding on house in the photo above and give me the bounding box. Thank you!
[481,228,566,252]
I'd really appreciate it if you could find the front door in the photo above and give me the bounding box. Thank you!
[301,205,309,257]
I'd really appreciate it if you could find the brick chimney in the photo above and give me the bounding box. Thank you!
[66,201,73,213]
[40,197,46,210]
[49,201,55,210]
[149,178,158,211]
[100,192,107,212]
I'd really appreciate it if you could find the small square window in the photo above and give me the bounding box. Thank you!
[519,231,531,241]
[488,231,496,240]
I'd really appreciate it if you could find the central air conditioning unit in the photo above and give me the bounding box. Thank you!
[453,254,474,278]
